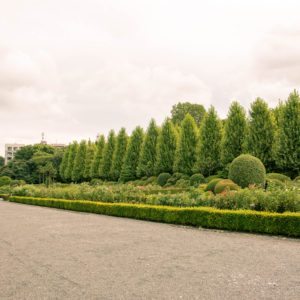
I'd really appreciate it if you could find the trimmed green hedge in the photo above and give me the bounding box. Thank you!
[7,195,300,237]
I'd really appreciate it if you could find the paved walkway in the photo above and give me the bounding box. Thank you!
[0,200,299,299]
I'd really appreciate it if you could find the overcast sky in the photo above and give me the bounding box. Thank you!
[1,0,300,155]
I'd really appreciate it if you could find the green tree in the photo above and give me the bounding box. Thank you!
[171,102,206,126]
[64,142,78,182]
[59,145,70,181]
[0,156,4,167]
[99,130,116,180]
[276,90,300,176]
[110,128,128,181]
[83,140,96,181]
[221,101,247,165]
[173,114,198,175]
[137,119,160,177]
[194,106,222,176]
[155,119,178,174]
[90,135,105,179]
[120,126,144,182]
[246,98,275,169]
[72,140,87,182]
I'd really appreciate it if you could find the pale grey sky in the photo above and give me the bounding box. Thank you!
[1,0,300,155]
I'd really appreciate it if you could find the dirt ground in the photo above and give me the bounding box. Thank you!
[0,200,299,299]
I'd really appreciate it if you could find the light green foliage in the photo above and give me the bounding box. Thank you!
[0,176,12,186]
[83,141,96,181]
[229,154,266,188]
[205,178,223,192]
[221,102,247,165]
[171,102,206,126]
[173,114,198,175]
[65,142,78,181]
[90,135,105,179]
[120,126,144,182]
[137,119,159,178]
[194,106,222,176]
[99,130,116,180]
[246,98,275,169]
[72,140,87,182]
[276,90,300,176]
[155,119,178,174]
[110,128,128,181]
[266,173,291,182]
[214,179,239,194]
[59,146,70,181]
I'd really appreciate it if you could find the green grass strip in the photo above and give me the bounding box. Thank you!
[6,195,300,237]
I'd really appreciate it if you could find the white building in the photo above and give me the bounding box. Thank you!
[4,144,25,165]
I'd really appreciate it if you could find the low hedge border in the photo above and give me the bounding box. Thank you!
[6,195,300,237]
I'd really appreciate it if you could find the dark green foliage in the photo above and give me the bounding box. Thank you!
[65,142,78,181]
[83,141,96,181]
[99,130,116,180]
[155,119,178,174]
[137,119,159,178]
[246,98,275,169]
[59,145,70,181]
[276,90,300,176]
[0,156,4,167]
[214,179,239,194]
[221,102,247,165]
[0,176,12,186]
[166,172,185,186]
[110,128,128,181]
[119,127,144,182]
[194,106,222,176]
[72,140,87,182]
[173,114,198,175]
[205,178,223,192]
[157,172,172,186]
[90,135,105,179]
[171,102,206,126]
[229,154,266,188]
[190,173,205,187]
[266,173,291,182]
[8,196,300,237]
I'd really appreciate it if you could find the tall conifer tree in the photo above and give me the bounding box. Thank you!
[64,141,78,182]
[137,119,159,177]
[155,119,178,174]
[194,106,222,176]
[90,135,105,179]
[173,114,198,175]
[120,126,144,182]
[72,140,87,182]
[110,128,128,181]
[221,101,247,165]
[83,140,95,181]
[59,145,70,181]
[99,130,116,180]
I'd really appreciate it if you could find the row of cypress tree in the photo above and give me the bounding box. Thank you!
[59,90,300,182]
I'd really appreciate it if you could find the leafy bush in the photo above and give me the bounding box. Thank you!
[0,176,12,187]
[157,173,171,187]
[8,196,300,237]
[190,173,205,187]
[166,173,184,186]
[205,178,223,192]
[214,179,240,194]
[144,176,157,185]
[229,154,266,188]
[294,176,300,182]
[266,173,291,182]
[175,179,190,188]
[205,175,220,183]
[90,179,103,186]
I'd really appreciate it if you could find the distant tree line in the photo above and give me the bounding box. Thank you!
[58,90,300,182]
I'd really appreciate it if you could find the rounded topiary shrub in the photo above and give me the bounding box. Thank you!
[205,178,223,192]
[228,154,266,188]
[214,179,239,194]
[205,175,220,183]
[266,173,291,182]
[266,178,286,190]
[0,176,12,187]
[157,173,172,187]
[190,173,205,187]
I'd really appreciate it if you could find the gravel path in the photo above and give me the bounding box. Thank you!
[0,200,299,299]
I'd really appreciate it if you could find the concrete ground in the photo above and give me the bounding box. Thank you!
[0,200,299,300]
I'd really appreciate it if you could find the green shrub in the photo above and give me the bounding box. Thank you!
[205,178,223,192]
[175,179,190,188]
[214,179,239,194]
[294,176,300,182]
[266,179,286,190]
[205,175,220,183]
[144,176,157,185]
[266,173,291,182]
[190,173,205,187]
[229,154,266,188]
[90,179,103,186]
[10,179,26,187]
[157,173,172,187]
[0,176,12,187]
[8,196,300,237]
